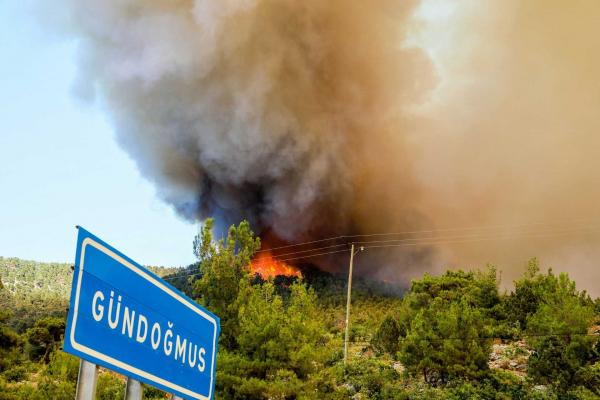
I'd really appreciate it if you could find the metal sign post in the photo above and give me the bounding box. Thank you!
[75,359,98,400]
[125,378,142,400]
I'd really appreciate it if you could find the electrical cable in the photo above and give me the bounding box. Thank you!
[166,222,600,280]
[252,221,600,260]
[254,218,596,253]
[252,225,600,267]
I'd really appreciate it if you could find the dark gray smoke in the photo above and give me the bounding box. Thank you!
[46,0,600,294]
[53,0,432,245]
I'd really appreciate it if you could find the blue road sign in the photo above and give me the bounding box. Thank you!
[64,227,220,400]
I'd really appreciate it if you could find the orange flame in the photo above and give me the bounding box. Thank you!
[249,251,301,279]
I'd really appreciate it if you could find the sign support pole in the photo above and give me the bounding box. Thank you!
[75,359,98,400]
[171,395,184,400]
[125,377,143,400]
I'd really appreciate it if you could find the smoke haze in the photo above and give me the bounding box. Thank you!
[47,0,600,294]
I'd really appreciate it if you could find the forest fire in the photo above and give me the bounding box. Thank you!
[249,251,302,279]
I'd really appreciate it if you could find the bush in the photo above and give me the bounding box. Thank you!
[96,372,124,399]
[144,384,168,399]
[44,350,79,384]
[372,315,401,356]
[1,365,28,382]
[525,271,598,393]
[506,259,593,331]
[404,267,501,312]
[216,280,329,398]
[0,381,40,400]
[575,362,600,396]
[37,379,76,399]
[341,358,403,399]
[399,298,492,385]
[25,317,65,363]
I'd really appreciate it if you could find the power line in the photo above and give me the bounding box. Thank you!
[250,219,599,263]
[162,222,600,280]
[262,248,351,263]
[162,247,352,282]
[255,218,596,253]
[361,227,600,251]
[353,225,600,246]
[252,225,600,267]
[264,242,349,258]
[162,246,348,282]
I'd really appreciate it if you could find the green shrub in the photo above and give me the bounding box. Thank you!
[97,372,124,399]
[37,379,76,399]
[372,315,401,356]
[144,384,167,399]
[399,298,492,385]
[525,272,597,393]
[1,365,28,382]
[44,350,79,383]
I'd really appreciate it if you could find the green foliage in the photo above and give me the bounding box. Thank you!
[393,267,500,387]
[372,315,401,355]
[1,228,599,399]
[506,259,593,331]
[528,336,594,394]
[0,322,20,353]
[0,297,22,373]
[521,267,599,394]
[25,316,65,363]
[400,297,492,385]
[143,384,168,399]
[160,263,198,296]
[525,281,594,339]
[217,280,329,398]
[0,257,70,332]
[405,267,501,312]
[45,350,79,382]
[341,358,403,399]
[96,373,125,399]
[576,362,600,396]
[193,219,261,349]
[1,365,28,382]
[190,219,334,398]
[36,378,76,399]
[32,350,79,399]
[0,257,181,333]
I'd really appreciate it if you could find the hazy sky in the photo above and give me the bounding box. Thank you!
[0,2,198,267]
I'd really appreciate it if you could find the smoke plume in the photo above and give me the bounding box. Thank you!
[49,0,600,293]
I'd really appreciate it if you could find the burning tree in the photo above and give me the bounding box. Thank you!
[192,219,330,398]
[193,219,260,349]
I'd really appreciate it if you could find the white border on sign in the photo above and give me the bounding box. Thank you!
[69,237,217,400]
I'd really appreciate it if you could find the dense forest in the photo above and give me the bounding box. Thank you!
[1,222,599,399]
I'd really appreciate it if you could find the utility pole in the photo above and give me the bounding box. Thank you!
[344,243,363,365]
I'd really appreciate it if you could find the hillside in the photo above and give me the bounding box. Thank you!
[0,257,187,332]
[0,255,397,332]
[1,244,599,399]
[0,258,71,332]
